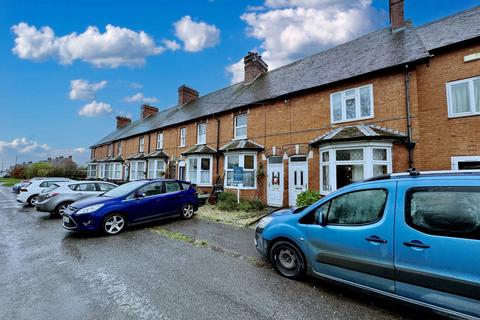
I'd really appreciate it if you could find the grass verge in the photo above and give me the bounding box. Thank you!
[151,227,209,247]
[196,204,268,228]
[0,178,22,187]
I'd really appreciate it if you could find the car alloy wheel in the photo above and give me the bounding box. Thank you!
[104,214,125,235]
[28,195,39,206]
[181,204,194,219]
[55,202,71,217]
[270,241,305,279]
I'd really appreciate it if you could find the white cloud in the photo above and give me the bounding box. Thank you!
[228,0,384,82]
[69,79,107,100]
[123,93,159,104]
[174,16,220,52]
[0,137,88,167]
[78,101,113,117]
[130,82,143,89]
[226,59,245,84]
[162,39,181,51]
[11,22,164,68]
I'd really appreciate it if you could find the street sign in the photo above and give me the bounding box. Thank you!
[233,166,243,184]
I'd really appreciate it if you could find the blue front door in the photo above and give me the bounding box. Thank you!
[394,180,480,318]
[305,181,397,293]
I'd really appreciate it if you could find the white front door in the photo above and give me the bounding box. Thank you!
[267,157,283,207]
[288,156,308,206]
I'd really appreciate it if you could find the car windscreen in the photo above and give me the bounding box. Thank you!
[101,181,145,197]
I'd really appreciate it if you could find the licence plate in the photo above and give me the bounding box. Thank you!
[63,216,70,223]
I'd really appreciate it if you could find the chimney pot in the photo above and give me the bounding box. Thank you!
[243,52,268,84]
[141,104,159,120]
[116,116,132,129]
[178,85,199,105]
[389,0,405,31]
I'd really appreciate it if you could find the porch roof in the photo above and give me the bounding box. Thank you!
[181,144,217,156]
[145,150,169,159]
[126,153,146,160]
[219,139,264,152]
[310,125,407,147]
[91,155,124,163]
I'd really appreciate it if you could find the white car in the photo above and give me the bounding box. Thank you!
[17,178,73,206]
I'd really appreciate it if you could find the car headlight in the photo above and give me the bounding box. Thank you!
[77,204,104,215]
[257,216,273,230]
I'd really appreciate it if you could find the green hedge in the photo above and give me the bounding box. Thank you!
[216,192,266,212]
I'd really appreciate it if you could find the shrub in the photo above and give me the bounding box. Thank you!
[238,199,253,212]
[250,198,266,211]
[216,192,266,212]
[25,163,54,178]
[296,190,322,207]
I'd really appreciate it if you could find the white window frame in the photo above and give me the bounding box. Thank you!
[186,155,213,186]
[156,132,163,150]
[319,142,392,195]
[451,156,480,170]
[87,163,98,178]
[234,114,248,140]
[107,144,113,157]
[446,76,480,118]
[330,84,374,124]
[99,163,106,179]
[139,136,145,153]
[197,123,207,145]
[224,152,257,190]
[147,159,166,179]
[129,160,146,181]
[112,163,122,180]
[117,141,122,155]
[179,128,186,147]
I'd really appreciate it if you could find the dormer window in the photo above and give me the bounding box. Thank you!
[139,136,145,153]
[331,84,373,123]
[234,114,247,139]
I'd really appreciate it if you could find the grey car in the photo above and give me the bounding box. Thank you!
[35,181,118,216]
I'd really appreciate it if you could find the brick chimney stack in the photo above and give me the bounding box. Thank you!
[389,0,405,32]
[178,85,199,105]
[244,52,268,84]
[116,116,131,129]
[141,104,159,120]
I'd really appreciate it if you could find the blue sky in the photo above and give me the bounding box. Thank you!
[1,0,478,168]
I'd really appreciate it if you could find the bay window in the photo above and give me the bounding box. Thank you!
[130,161,146,181]
[234,114,247,139]
[87,164,98,178]
[331,84,374,123]
[112,163,122,180]
[99,164,105,179]
[320,143,392,194]
[148,159,166,179]
[197,123,206,144]
[186,156,212,186]
[447,76,480,117]
[224,153,256,189]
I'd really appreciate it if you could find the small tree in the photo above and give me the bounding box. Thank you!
[9,165,27,179]
[25,162,54,178]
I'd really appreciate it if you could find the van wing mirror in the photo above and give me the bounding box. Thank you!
[314,207,328,226]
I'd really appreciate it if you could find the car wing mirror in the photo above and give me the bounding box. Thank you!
[135,192,146,198]
[315,209,327,226]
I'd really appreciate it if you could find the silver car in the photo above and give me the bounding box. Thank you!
[35,181,118,216]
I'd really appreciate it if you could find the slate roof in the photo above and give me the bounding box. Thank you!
[126,153,146,160]
[92,155,124,163]
[416,6,480,51]
[219,139,264,152]
[145,150,169,159]
[181,144,217,155]
[91,6,480,149]
[310,125,407,146]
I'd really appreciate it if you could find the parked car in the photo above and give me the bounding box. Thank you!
[255,170,480,319]
[16,178,73,206]
[12,180,30,193]
[62,179,198,235]
[35,181,118,217]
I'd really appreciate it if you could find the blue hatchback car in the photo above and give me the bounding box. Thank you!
[63,179,198,235]
[255,171,480,319]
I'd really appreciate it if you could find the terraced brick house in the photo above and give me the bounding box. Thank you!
[88,1,480,207]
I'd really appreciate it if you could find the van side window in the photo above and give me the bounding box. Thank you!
[328,189,387,225]
[406,187,480,240]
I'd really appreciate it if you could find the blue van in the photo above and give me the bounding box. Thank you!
[255,171,480,319]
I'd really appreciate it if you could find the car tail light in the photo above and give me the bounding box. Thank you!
[20,188,28,192]
[46,193,59,198]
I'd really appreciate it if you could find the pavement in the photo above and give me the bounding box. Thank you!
[0,186,442,320]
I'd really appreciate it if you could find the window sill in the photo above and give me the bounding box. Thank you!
[330,115,374,125]
[447,112,480,119]
[233,136,247,141]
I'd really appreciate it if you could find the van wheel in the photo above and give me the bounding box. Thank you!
[103,214,126,236]
[180,203,195,219]
[269,240,306,279]
[27,195,39,206]
[54,202,72,217]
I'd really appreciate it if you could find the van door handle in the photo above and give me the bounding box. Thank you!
[365,235,387,244]
[403,240,430,249]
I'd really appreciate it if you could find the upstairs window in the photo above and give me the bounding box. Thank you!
[107,144,113,157]
[156,132,163,150]
[197,123,206,144]
[180,128,186,147]
[331,84,373,123]
[447,76,480,117]
[234,114,247,139]
[139,136,145,153]
[117,141,122,155]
